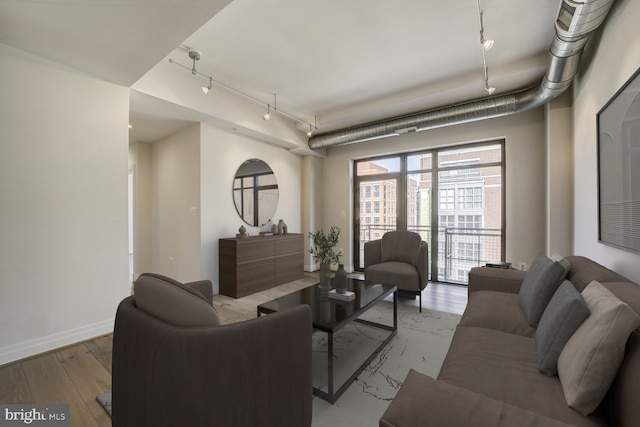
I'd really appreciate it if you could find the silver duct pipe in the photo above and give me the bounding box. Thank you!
[308,0,615,150]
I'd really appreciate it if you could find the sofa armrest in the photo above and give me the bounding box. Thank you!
[380,370,574,427]
[468,267,526,295]
[364,239,382,269]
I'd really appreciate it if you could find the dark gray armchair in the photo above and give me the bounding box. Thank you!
[112,273,312,427]
[364,230,429,311]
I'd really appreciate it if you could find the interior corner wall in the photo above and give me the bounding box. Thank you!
[200,123,303,293]
[0,44,130,365]
[546,90,573,257]
[150,124,202,283]
[572,0,640,283]
[322,108,547,271]
[128,141,152,279]
[302,155,324,271]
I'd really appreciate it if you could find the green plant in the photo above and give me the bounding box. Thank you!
[308,226,342,265]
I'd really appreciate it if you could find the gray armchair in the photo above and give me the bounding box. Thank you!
[364,230,429,311]
[112,273,312,427]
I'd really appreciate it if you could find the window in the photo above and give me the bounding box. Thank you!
[354,141,504,285]
[439,188,455,210]
[458,187,483,209]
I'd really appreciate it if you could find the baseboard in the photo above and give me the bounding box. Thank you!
[0,318,114,366]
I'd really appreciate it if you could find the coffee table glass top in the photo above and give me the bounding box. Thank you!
[257,277,396,332]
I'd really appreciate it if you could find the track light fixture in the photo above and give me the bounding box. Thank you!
[202,76,212,94]
[481,37,494,51]
[169,51,317,137]
[476,0,496,96]
[188,50,201,75]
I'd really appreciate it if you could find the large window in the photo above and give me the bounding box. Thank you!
[354,141,504,284]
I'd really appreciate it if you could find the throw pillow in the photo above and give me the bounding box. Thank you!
[557,280,640,415]
[518,253,568,327]
[536,280,590,376]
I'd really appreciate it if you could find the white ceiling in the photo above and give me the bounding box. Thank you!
[0,0,562,145]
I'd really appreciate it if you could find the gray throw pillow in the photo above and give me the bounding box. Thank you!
[518,253,568,327]
[536,280,590,376]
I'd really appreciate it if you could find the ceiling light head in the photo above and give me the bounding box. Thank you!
[306,124,313,137]
[263,104,271,120]
[485,84,496,95]
[202,76,212,94]
[481,38,494,51]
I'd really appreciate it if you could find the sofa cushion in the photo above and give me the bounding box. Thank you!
[458,290,535,337]
[135,274,220,327]
[518,253,568,327]
[558,280,640,415]
[437,326,605,426]
[380,231,421,264]
[380,369,580,427]
[536,280,590,376]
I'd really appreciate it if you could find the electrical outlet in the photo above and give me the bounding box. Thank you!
[518,262,527,271]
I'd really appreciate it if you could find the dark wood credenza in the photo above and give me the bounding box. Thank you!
[219,233,304,298]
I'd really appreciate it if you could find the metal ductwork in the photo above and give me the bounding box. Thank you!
[308,0,615,150]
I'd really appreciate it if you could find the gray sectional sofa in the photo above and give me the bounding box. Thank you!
[380,256,640,427]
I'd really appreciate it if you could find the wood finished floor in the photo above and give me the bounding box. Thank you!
[0,274,467,427]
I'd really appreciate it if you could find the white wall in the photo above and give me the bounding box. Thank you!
[200,124,303,293]
[0,44,130,364]
[322,108,549,272]
[149,124,203,282]
[573,0,640,283]
[128,141,153,280]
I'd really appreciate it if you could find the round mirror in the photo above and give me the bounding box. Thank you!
[233,159,279,226]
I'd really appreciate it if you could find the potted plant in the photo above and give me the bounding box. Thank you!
[309,226,342,290]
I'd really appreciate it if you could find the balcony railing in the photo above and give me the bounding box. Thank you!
[360,225,502,285]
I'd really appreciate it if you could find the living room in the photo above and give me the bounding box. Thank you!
[1,0,640,423]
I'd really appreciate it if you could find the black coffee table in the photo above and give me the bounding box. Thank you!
[257,277,397,403]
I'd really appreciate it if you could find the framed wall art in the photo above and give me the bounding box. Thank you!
[597,67,640,253]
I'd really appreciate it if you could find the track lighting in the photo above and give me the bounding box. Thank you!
[188,50,201,75]
[481,37,494,51]
[202,76,212,94]
[476,0,496,96]
[170,51,318,137]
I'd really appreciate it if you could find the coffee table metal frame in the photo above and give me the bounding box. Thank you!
[257,278,397,403]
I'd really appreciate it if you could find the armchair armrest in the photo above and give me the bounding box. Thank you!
[364,239,382,269]
[380,370,573,427]
[185,279,213,304]
[417,241,428,290]
[468,267,526,296]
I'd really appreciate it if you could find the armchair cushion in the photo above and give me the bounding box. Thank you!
[366,261,420,292]
[134,273,220,327]
[381,230,421,265]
